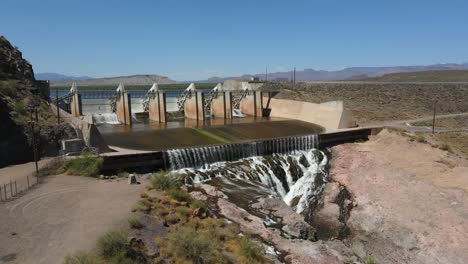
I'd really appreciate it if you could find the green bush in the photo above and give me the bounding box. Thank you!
[0,80,17,97]
[96,230,128,259]
[150,171,180,191]
[439,143,451,152]
[238,236,264,263]
[38,158,65,177]
[168,188,192,202]
[63,153,103,177]
[128,218,144,229]
[415,133,427,143]
[366,256,378,264]
[168,226,224,264]
[63,253,100,264]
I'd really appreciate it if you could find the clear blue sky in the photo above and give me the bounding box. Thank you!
[1,0,468,81]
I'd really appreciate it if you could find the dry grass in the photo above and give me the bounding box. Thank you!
[432,132,468,157]
[266,82,468,124]
[412,116,468,129]
[141,172,269,263]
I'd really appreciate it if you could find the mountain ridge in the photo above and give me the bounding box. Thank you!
[50,74,175,86]
[195,63,468,83]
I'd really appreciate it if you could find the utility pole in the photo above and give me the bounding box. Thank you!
[28,103,39,182]
[432,100,437,134]
[293,67,296,85]
[56,87,60,124]
[265,67,268,82]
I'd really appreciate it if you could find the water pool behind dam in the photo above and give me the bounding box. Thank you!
[97,118,324,151]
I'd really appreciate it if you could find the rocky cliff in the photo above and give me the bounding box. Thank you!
[0,36,35,82]
[0,36,75,168]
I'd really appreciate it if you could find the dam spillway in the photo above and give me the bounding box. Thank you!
[100,128,378,171]
[167,134,318,169]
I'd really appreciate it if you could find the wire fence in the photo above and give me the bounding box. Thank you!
[0,174,39,202]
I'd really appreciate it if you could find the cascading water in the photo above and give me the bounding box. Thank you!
[92,113,121,124]
[166,134,318,170]
[166,135,327,216]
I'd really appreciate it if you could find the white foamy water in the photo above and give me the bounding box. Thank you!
[92,113,121,124]
[232,109,246,117]
[173,145,328,214]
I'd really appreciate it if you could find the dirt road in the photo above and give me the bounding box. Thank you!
[0,175,145,264]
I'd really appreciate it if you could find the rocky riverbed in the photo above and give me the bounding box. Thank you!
[181,129,468,263]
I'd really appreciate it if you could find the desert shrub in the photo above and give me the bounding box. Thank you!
[176,206,193,219]
[439,143,451,152]
[96,230,128,259]
[62,153,103,177]
[167,226,225,264]
[7,97,28,127]
[168,188,192,202]
[150,171,180,191]
[128,218,144,229]
[117,170,130,178]
[414,133,427,143]
[237,236,264,263]
[132,199,152,213]
[63,252,100,264]
[0,80,17,97]
[365,256,378,264]
[164,213,180,225]
[190,199,207,210]
[38,158,65,176]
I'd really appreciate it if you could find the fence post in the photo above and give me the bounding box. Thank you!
[3,184,6,200]
[14,181,17,196]
[27,175,30,188]
[9,181,13,199]
[0,185,2,201]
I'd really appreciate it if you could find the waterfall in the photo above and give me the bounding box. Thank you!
[166,134,318,170]
[232,109,246,117]
[180,148,327,214]
[167,134,324,215]
[92,113,121,124]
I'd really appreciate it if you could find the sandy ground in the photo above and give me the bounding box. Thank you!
[330,129,468,263]
[0,175,145,264]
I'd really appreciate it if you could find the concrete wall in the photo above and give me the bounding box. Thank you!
[70,93,81,117]
[184,92,204,120]
[115,92,132,125]
[211,91,232,119]
[268,98,356,131]
[148,92,166,123]
[50,104,111,152]
[240,91,262,117]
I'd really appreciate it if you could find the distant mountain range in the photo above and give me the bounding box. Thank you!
[198,63,468,82]
[35,73,92,82]
[45,74,175,86]
[37,62,468,85]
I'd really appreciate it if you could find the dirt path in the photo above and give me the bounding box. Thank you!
[0,175,145,264]
[329,130,468,263]
[363,112,468,127]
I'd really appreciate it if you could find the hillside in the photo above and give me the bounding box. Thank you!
[198,63,468,82]
[358,70,468,82]
[264,82,468,124]
[35,73,91,82]
[0,36,75,167]
[51,74,175,86]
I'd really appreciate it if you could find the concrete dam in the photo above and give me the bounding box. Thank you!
[54,80,369,171]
